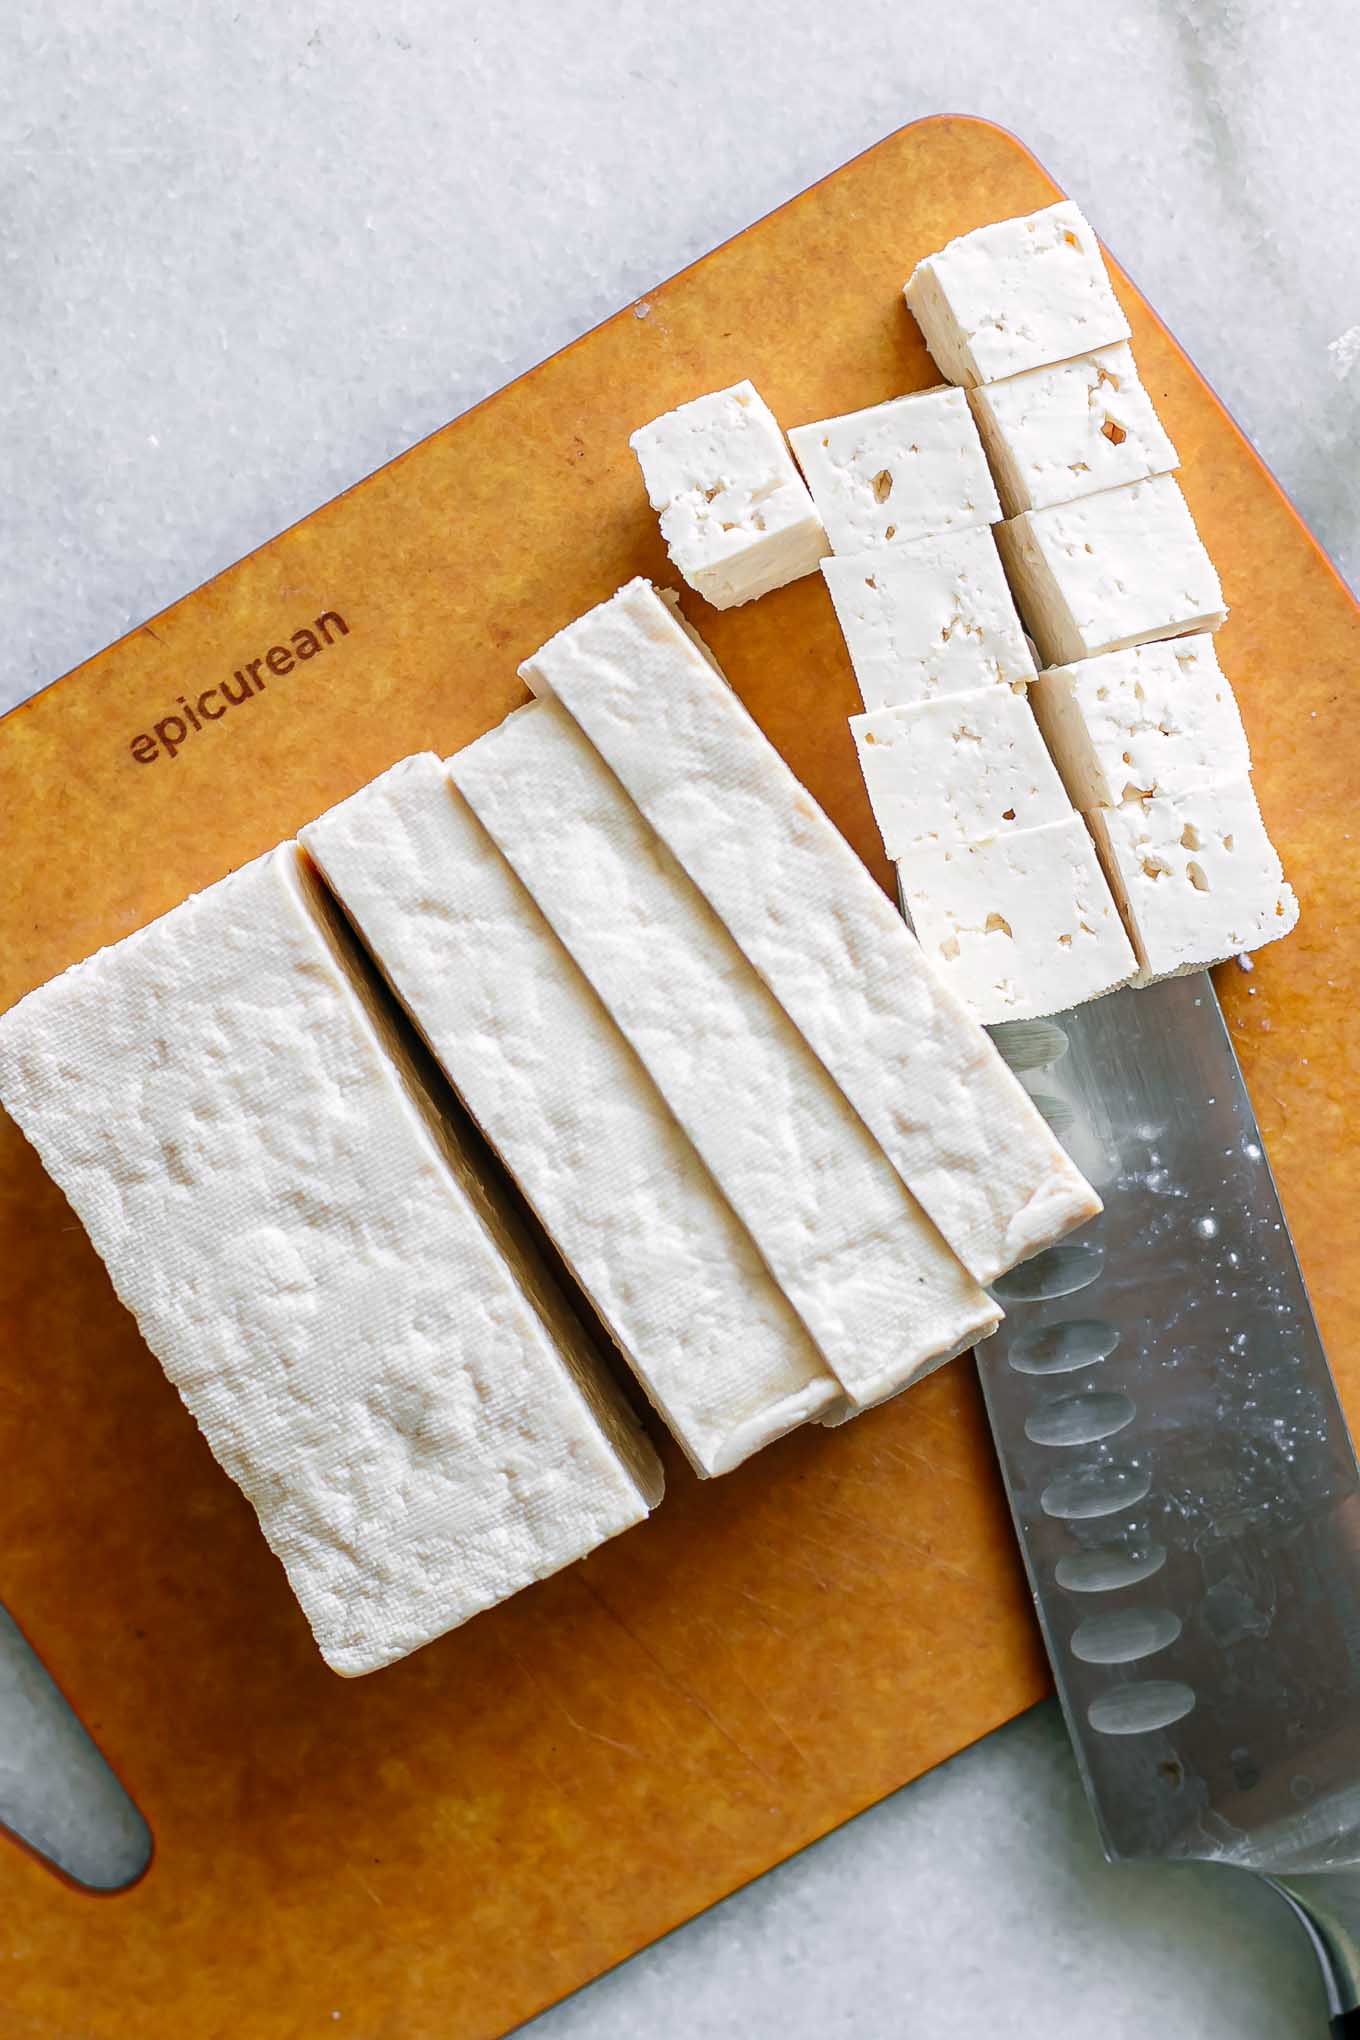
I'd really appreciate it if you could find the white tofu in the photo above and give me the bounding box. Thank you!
[967,343,1179,517]
[302,756,841,1475]
[519,578,1101,1285]
[1030,635,1251,811]
[787,387,1000,555]
[451,698,1000,1411]
[900,818,1137,1024]
[852,688,1071,859]
[821,526,1036,711]
[995,475,1227,668]
[1086,776,1298,983]
[0,845,662,1676]
[629,380,827,608]
[905,200,1131,387]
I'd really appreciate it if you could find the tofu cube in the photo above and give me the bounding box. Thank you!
[994,475,1227,667]
[788,386,1000,555]
[968,343,1179,517]
[629,379,826,608]
[905,200,1131,387]
[899,816,1137,1023]
[1030,635,1250,811]
[852,686,1070,858]
[1086,776,1298,983]
[822,526,1036,710]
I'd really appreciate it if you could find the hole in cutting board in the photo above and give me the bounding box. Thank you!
[0,1603,152,1892]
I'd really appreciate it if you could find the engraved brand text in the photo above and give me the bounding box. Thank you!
[128,610,351,765]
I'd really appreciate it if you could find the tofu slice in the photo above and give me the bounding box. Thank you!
[787,387,1000,554]
[995,475,1227,667]
[301,756,841,1475]
[900,818,1137,1023]
[0,845,662,1677]
[967,343,1179,518]
[821,526,1037,711]
[1030,636,1251,810]
[519,578,1101,1285]
[629,379,827,609]
[905,201,1131,388]
[1086,776,1299,983]
[451,700,1000,1411]
[852,687,1072,859]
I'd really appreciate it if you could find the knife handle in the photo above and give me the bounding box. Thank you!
[1332,2016,1360,2036]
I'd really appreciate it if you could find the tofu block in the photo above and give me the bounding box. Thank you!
[900,818,1137,1024]
[451,699,1000,1411]
[0,846,662,1676]
[852,687,1071,858]
[1030,635,1251,811]
[519,578,1101,1285]
[302,756,841,1475]
[905,200,1131,387]
[995,475,1227,667]
[629,380,827,609]
[787,386,1000,555]
[1086,776,1299,983]
[967,343,1179,517]
[822,526,1036,711]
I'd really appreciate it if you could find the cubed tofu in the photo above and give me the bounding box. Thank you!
[302,755,842,1477]
[822,526,1036,711]
[995,475,1227,667]
[899,817,1137,1024]
[905,200,1131,387]
[967,343,1179,517]
[788,387,1000,555]
[1086,775,1298,983]
[1030,636,1251,810]
[451,698,1000,1412]
[519,577,1102,1285]
[629,380,827,608]
[0,845,662,1676]
[852,687,1071,858]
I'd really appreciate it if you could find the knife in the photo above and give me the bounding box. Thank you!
[976,967,1360,2033]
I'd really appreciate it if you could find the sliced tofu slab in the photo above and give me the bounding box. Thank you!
[1086,776,1298,983]
[0,844,662,1676]
[1029,635,1251,810]
[851,686,1071,858]
[899,817,1137,1023]
[451,700,1000,1411]
[967,342,1179,518]
[821,526,1036,711]
[788,387,1000,555]
[995,474,1227,668]
[302,756,841,1475]
[519,578,1100,1286]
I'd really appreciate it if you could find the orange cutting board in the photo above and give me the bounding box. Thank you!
[1,116,1356,2040]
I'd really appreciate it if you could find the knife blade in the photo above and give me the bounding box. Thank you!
[976,970,1360,2027]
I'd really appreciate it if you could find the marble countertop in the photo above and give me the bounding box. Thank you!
[3,0,1357,2031]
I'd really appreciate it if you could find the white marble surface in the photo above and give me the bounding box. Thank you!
[3,0,1358,2032]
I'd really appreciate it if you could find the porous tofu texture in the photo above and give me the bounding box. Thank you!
[995,475,1227,668]
[452,698,1000,1412]
[822,526,1036,711]
[519,577,1101,1285]
[302,755,842,1476]
[899,816,1137,1024]
[1086,775,1298,983]
[0,845,661,1676]
[852,687,1070,859]
[905,200,1131,387]
[1030,636,1250,811]
[968,343,1179,517]
[629,379,827,608]
[788,387,1000,555]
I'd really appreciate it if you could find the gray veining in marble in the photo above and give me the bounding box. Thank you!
[2,0,1357,2032]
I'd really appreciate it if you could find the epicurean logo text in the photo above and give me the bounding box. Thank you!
[128,610,350,764]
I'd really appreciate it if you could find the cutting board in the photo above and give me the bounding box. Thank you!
[1,116,1356,2040]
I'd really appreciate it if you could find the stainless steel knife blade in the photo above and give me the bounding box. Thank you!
[977,970,1360,2024]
